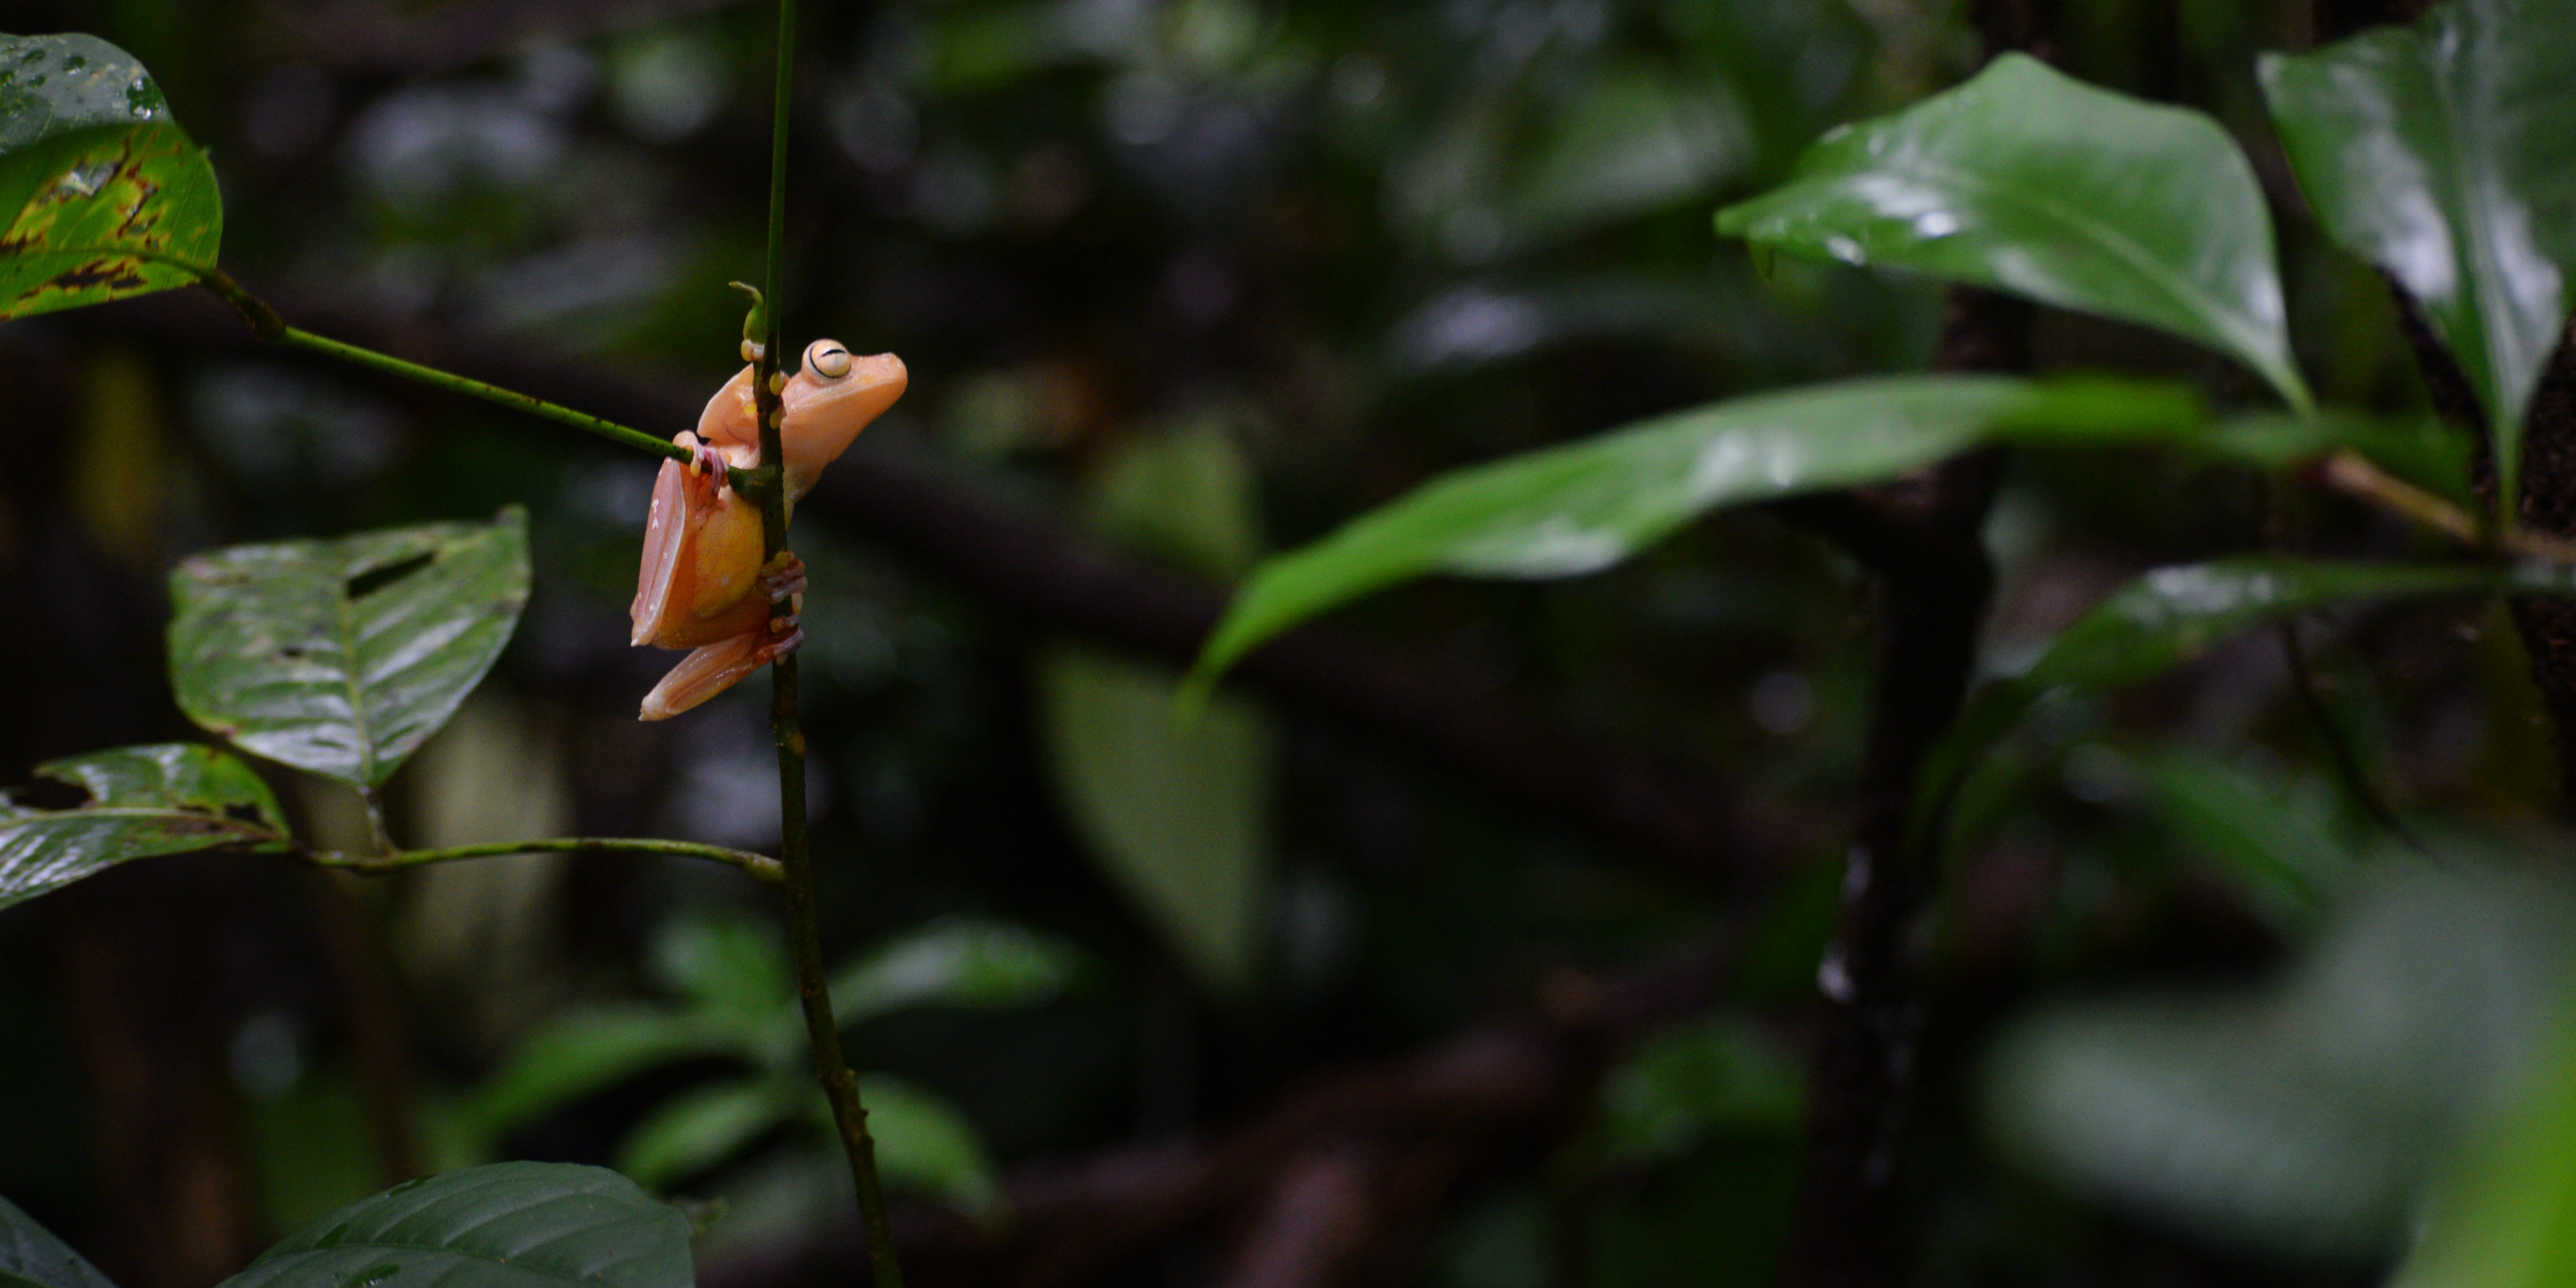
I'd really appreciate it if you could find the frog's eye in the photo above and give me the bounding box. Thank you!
[804,341,853,379]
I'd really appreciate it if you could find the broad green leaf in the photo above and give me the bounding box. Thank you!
[2393,980,2576,1288]
[0,1189,115,1288]
[1190,375,2202,688]
[1050,426,1276,998]
[652,914,791,1028]
[1037,645,1272,998]
[220,1162,692,1288]
[824,918,1078,1025]
[168,509,532,790]
[1718,54,2311,412]
[0,35,219,319]
[618,1079,795,1190]
[1990,867,2573,1263]
[2260,0,2576,518]
[844,1075,1005,1220]
[1922,558,2576,828]
[1,743,289,911]
[466,1008,739,1138]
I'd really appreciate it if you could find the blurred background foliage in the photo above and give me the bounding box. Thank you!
[0,0,2565,1285]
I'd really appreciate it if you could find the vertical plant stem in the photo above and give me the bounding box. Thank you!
[750,5,906,1286]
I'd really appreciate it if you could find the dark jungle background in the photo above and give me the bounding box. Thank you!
[0,1,2555,1286]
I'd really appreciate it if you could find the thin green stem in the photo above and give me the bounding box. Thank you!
[194,270,754,491]
[750,5,906,1285]
[305,836,784,885]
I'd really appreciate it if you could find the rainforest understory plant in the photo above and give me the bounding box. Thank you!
[6,0,2576,1285]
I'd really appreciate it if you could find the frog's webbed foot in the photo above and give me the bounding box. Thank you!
[760,551,806,605]
[690,439,730,484]
[636,593,803,722]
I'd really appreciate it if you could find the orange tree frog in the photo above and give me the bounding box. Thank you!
[629,339,906,719]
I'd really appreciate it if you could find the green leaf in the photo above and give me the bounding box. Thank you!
[1037,645,1273,998]
[1989,867,2573,1263]
[465,1008,739,1139]
[1923,558,2576,829]
[1,743,290,911]
[2260,0,2576,517]
[617,1079,795,1191]
[2204,412,2476,506]
[652,914,791,1028]
[0,1189,115,1288]
[0,35,219,319]
[846,1074,1005,1221]
[824,918,1079,1025]
[1191,375,2202,688]
[219,1162,693,1288]
[1718,54,2311,412]
[2392,980,2576,1288]
[168,509,533,790]
[1598,1017,1804,1166]
[2136,748,2358,930]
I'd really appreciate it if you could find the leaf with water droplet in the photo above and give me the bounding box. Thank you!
[1719,54,2311,413]
[0,33,216,319]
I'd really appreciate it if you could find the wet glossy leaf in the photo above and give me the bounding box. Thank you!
[168,509,531,790]
[0,34,219,319]
[0,1188,115,1288]
[1718,55,2310,411]
[1924,558,2576,824]
[466,1008,737,1139]
[618,1080,794,1191]
[1191,375,2202,688]
[218,1162,693,1288]
[2260,0,2576,515]
[1,743,290,911]
[824,917,1079,1024]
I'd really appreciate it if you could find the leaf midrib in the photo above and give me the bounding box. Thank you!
[325,559,382,786]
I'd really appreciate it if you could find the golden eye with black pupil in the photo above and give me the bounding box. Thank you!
[806,341,852,379]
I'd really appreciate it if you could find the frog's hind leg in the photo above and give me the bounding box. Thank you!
[638,616,806,721]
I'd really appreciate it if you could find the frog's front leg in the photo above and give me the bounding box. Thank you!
[636,552,808,721]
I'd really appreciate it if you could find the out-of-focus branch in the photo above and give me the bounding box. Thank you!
[714,933,1745,1288]
[1769,301,2025,1288]
[61,288,1791,886]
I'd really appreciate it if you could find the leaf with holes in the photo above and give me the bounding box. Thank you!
[217,1162,693,1288]
[1718,54,2310,412]
[2260,0,2576,520]
[0,34,220,319]
[1,743,290,911]
[1189,375,2202,691]
[1,1187,116,1288]
[168,509,531,790]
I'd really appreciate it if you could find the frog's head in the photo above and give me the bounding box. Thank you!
[781,339,906,493]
